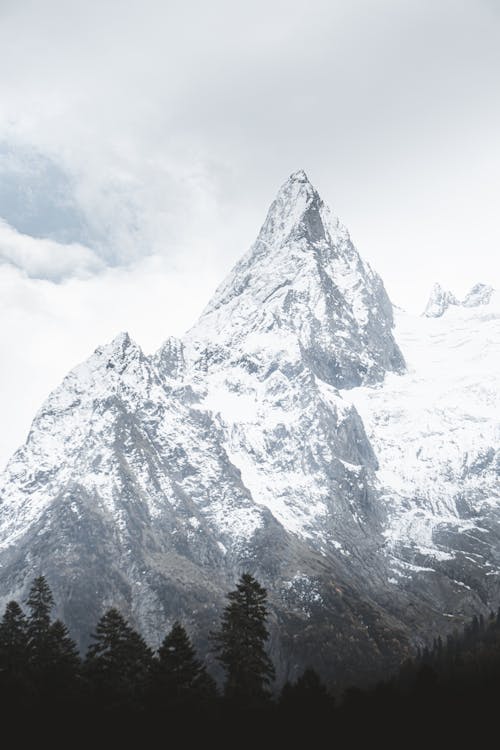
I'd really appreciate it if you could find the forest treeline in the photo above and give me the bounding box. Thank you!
[1,572,499,743]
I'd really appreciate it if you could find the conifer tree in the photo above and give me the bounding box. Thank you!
[211,573,275,702]
[0,601,29,676]
[152,622,216,707]
[26,575,55,675]
[0,600,31,707]
[45,619,81,694]
[25,577,80,700]
[85,608,153,709]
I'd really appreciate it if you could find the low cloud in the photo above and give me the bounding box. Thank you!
[0,219,104,280]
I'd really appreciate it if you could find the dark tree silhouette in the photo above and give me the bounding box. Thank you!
[24,576,80,702]
[85,608,153,710]
[26,575,56,678]
[280,667,332,714]
[44,619,81,696]
[0,600,29,676]
[211,573,275,702]
[152,621,216,709]
[0,599,31,707]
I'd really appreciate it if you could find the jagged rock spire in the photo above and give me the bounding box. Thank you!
[423,284,459,318]
[186,170,404,388]
[424,282,495,317]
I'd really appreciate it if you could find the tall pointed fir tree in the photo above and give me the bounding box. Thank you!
[26,575,55,676]
[152,622,216,711]
[0,600,31,705]
[211,573,275,703]
[0,601,29,675]
[85,608,153,711]
[45,620,81,696]
[26,576,80,699]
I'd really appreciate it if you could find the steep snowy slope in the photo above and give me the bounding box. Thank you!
[348,292,500,588]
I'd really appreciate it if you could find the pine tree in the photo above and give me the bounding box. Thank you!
[85,608,153,710]
[211,573,275,703]
[152,622,216,708]
[0,600,31,708]
[25,576,81,702]
[45,620,81,695]
[26,575,55,676]
[0,601,29,676]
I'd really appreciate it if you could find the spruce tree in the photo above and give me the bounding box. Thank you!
[152,622,216,708]
[0,600,32,709]
[85,608,153,709]
[25,577,80,701]
[211,573,275,703]
[0,601,29,677]
[26,575,55,676]
[45,620,81,695]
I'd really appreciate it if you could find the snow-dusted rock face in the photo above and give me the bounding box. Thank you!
[0,171,497,688]
[424,282,494,316]
[423,283,459,317]
[186,170,404,388]
[462,283,494,308]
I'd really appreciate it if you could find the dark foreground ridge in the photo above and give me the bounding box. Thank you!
[1,575,500,745]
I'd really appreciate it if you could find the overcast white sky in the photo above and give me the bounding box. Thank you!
[0,0,499,467]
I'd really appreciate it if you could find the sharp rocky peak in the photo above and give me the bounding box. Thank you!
[154,336,186,380]
[255,169,345,252]
[423,284,459,318]
[424,282,495,317]
[462,283,494,308]
[184,171,404,388]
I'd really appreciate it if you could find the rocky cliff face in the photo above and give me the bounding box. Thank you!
[0,172,497,689]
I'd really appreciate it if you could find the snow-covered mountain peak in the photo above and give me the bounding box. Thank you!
[184,172,404,388]
[92,331,142,368]
[462,283,494,308]
[424,282,495,317]
[254,169,347,253]
[154,336,186,381]
[423,283,459,317]
[288,168,309,182]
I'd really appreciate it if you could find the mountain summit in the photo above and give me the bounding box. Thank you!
[187,171,404,388]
